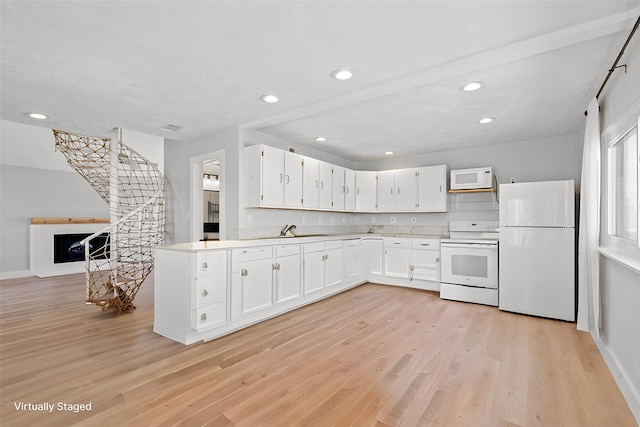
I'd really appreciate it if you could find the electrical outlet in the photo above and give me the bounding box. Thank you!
[390,216,396,223]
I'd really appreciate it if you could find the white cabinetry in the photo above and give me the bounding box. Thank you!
[332,166,346,211]
[410,238,440,283]
[344,238,364,284]
[417,165,447,212]
[231,247,274,320]
[384,238,412,278]
[318,161,333,209]
[356,171,377,211]
[362,237,383,275]
[245,145,303,208]
[377,169,418,211]
[192,251,228,331]
[302,157,320,209]
[274,244,301,304]
[303,241,343,294]
[153,248,228,345]
[344,169,356,211]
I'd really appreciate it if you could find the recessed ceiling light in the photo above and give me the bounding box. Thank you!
[478,117,495,124]
[461,81,483,92]
[331,68,354,81]
[385,151,394,155]
[27,112,47,119]
[314,136,327,142]
[260,94,279,103]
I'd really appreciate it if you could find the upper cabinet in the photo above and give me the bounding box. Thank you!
[377,169,418,212]
[246,145,305,208]
[245,144,447,213]
[355,171,377,212]
[417,165,447,212]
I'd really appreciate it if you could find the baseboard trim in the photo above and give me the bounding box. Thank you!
[0,270,32,280]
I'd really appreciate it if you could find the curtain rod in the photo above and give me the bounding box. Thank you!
[585,15,640,116]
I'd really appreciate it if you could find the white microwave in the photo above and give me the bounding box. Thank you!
[450,167,493,190]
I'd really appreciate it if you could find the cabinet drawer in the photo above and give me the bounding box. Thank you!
[303,242,325,253]
[325,240,343,250]
[385,238,411,248]
[276,244,300,257]
[195,251,226,276]
[232,247,273,263]
[412,238,440,250]
[195,276,226,308]
[192,302,226,331]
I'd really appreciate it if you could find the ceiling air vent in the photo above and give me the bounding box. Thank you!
[160,124,183,132]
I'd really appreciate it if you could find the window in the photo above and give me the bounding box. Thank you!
[610,124,638,243]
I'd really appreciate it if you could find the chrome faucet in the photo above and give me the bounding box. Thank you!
[280,224,297,237]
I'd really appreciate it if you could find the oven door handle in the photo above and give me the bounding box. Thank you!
[441,243,497,249]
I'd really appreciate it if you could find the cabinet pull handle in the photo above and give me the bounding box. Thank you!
[420,243,430,246]
[391,188,394,194]
[345,186,349,194]
[440,185,442,192]
[436,258,440,263]
[201,289,208,297]
[357,188,360,195]
[280,174,283,183]
[315,180,318,189]
[286,175,290,184]
[320,181,324,189]
[397,187,401,195]
[241,269,248,276]
[201,262,208,270]
[410,265,414,271]
[201,313,207,321]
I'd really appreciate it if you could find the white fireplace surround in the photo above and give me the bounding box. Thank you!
[30,223,108,278]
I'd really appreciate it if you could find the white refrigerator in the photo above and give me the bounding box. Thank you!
[498,180,576,321]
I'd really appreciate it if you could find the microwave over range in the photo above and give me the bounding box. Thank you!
[450,167,493,190]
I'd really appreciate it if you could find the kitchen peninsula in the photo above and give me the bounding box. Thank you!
[154,233,441,344]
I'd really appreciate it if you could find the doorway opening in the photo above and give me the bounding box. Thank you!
[191,150,225,242]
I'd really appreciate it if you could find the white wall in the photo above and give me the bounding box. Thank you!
[164,126,241,244]
[0,120,164,278]
[594,30,640,422]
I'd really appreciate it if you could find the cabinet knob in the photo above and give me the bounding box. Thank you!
[201,289,208,297]
[241,269,248,276]
[201,313,207,321]
[201,262,208,270]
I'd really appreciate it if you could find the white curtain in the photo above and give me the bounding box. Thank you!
[577,97,601,334]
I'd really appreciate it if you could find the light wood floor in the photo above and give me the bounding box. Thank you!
[1,274,636,427]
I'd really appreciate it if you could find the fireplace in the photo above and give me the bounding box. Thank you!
[53,233,110,264]
[30,218,110,277]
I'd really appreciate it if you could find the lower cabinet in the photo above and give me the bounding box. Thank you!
[384,238,412,278]
[154,235,440,345]
[410,238,440,282]
[303,241,343,294]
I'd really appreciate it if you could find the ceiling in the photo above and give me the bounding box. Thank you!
[2,1,639,162]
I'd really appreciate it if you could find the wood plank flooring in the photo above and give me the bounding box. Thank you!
[1,273,636,426]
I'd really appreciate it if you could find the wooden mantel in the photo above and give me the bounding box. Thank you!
[31,217,110,225]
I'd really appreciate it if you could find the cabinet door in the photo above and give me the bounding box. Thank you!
[318,161,333,209]
[303,250,324,294]
[332,166,346,211]
[377,170,395,211]
[355,171,377,212]
[302,157,320,209]
[284,152,303,207]
[384,239,411,278]
[344,169,356,212]
[239,258,274,316]
[411,249,440,282]
[261,145,285,207]
[324,246,343,288]
[344,239,363,283]
[417,165,448,212]
[396,169,418,211]
[276,254,301,303]
[363,238,383,275]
